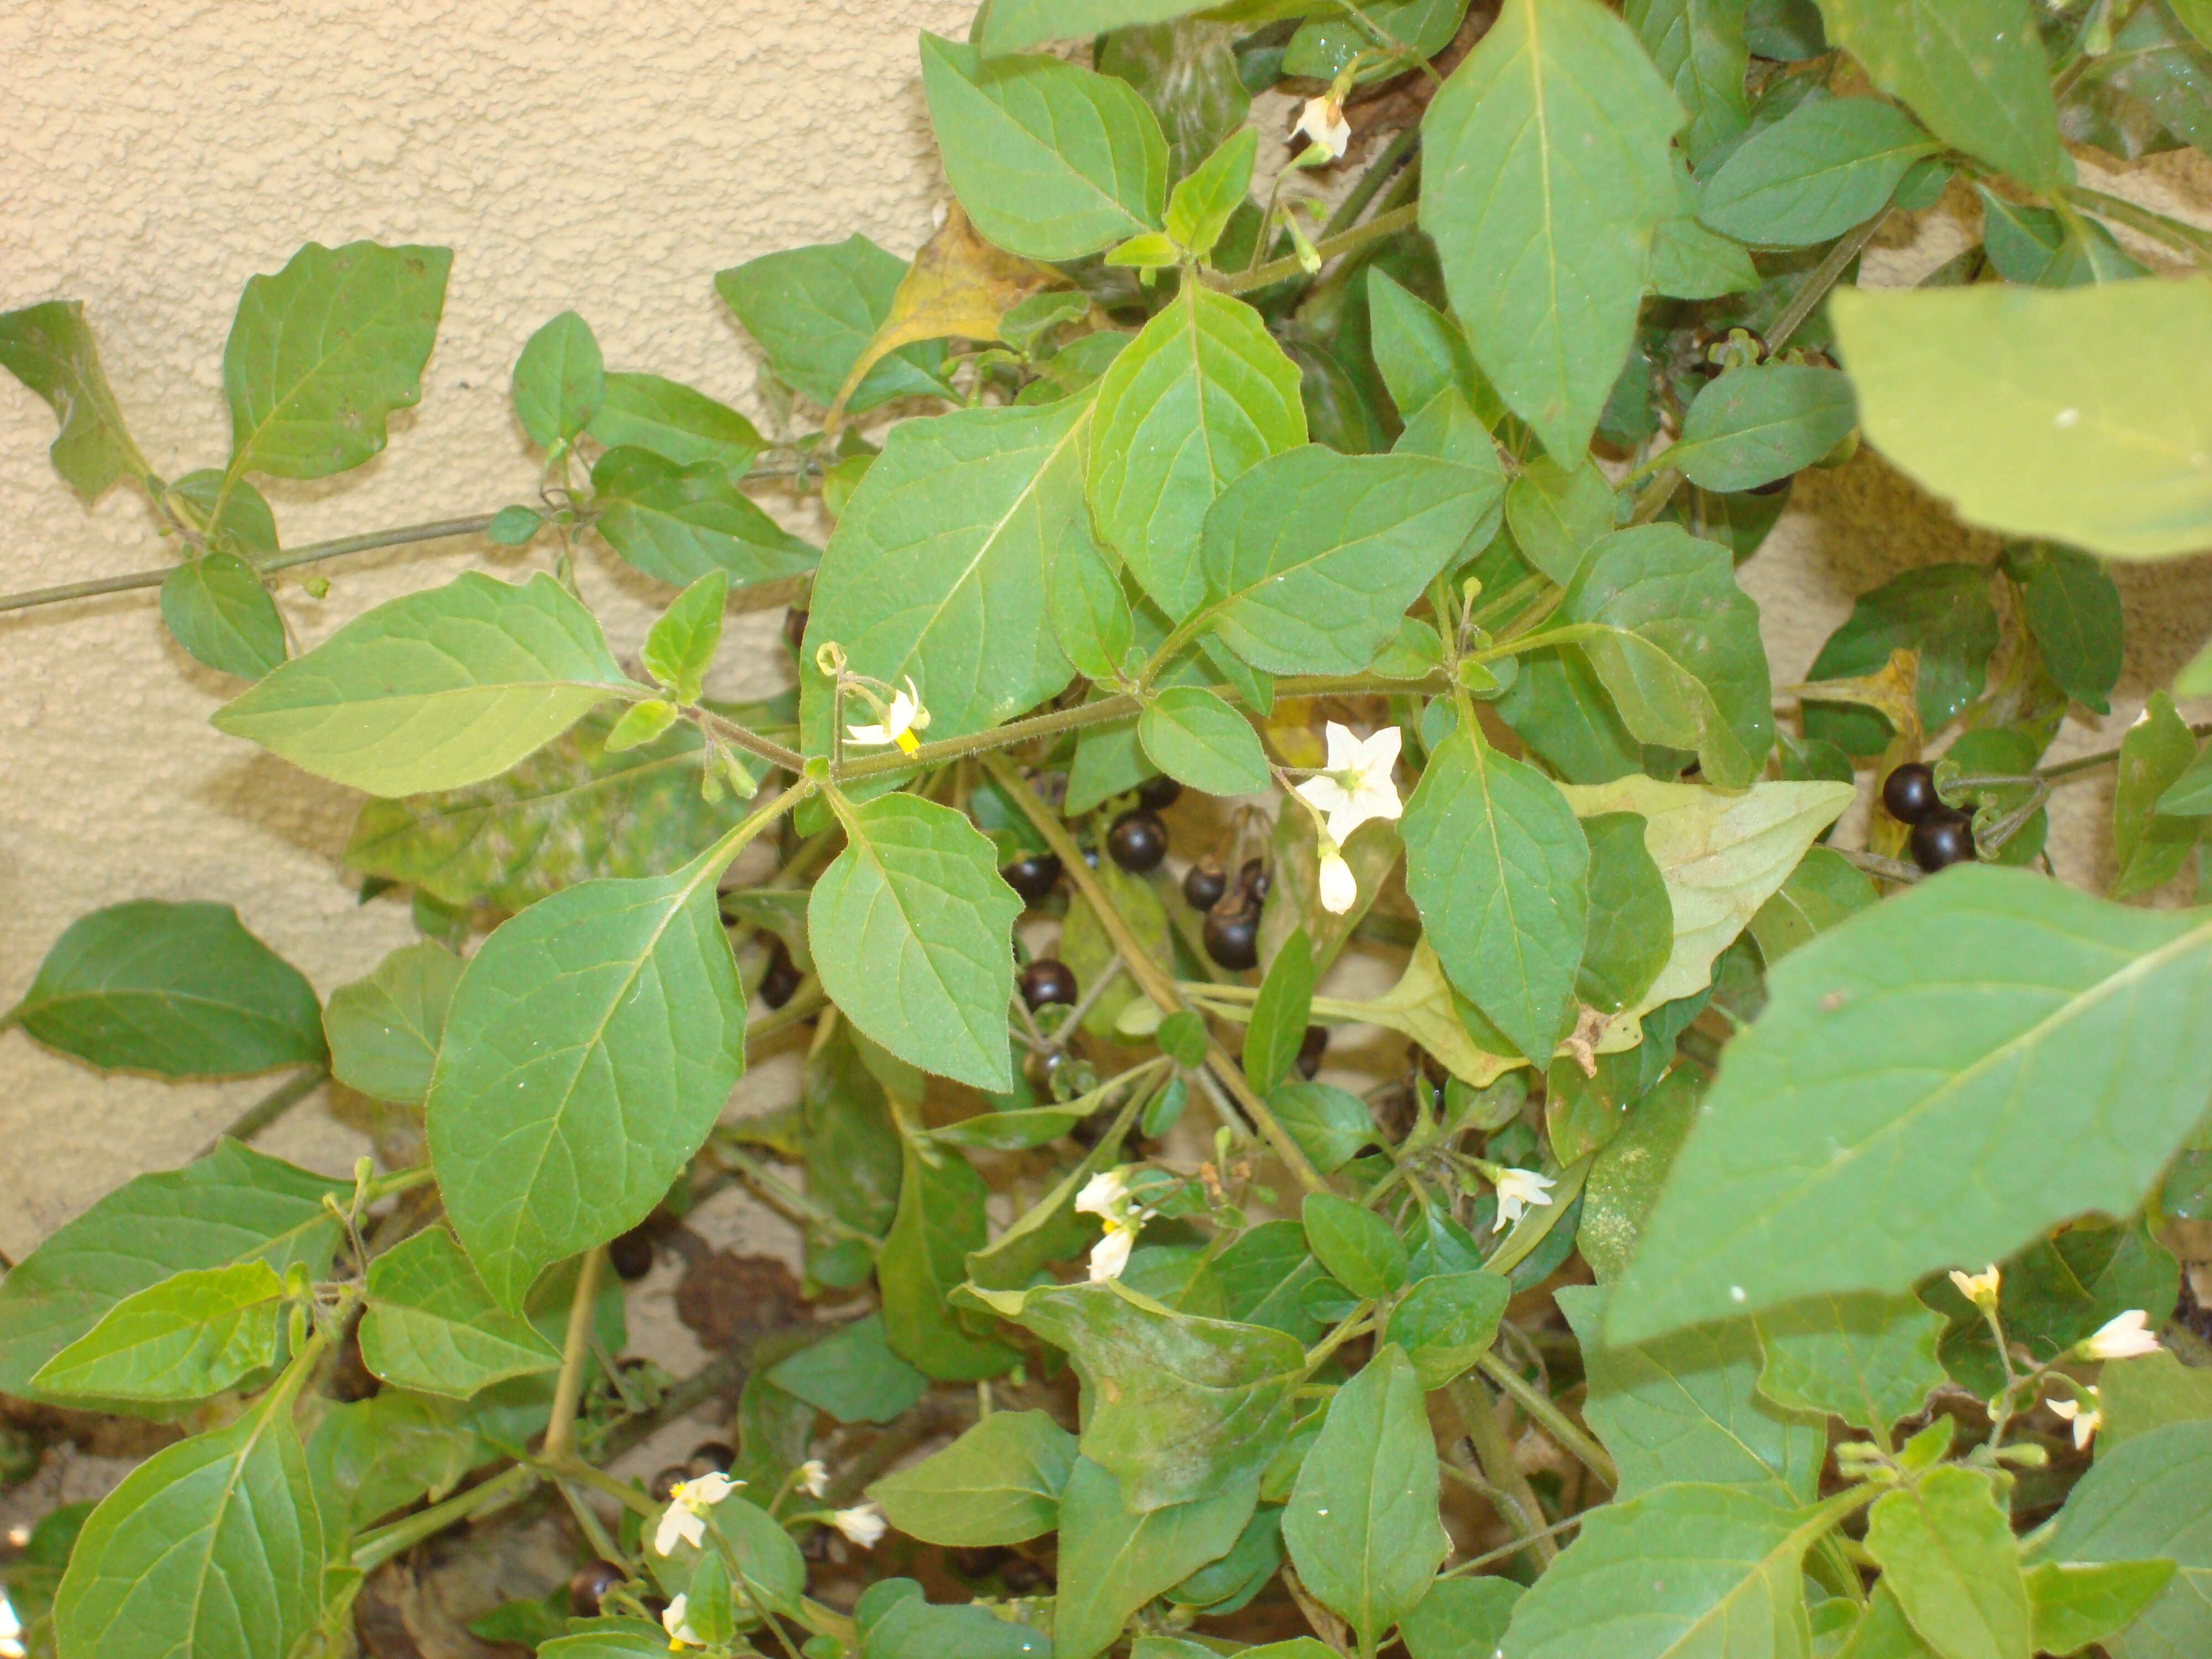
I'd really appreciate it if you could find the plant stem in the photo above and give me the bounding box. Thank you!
[1768,213,1886,354]
[713,1141,881,1250]
[2065,185,2212,263]
[1474,1351,1618,1487]
[1448,1375,1559,1566]
[202,1065,327,1155]
[352,1464,535,1573]
[541,1246,606,1462]
[980,754,1329,1194]
[1834,847,1923,885]
[1321,126,1422,241]
[696,708,807,775]
[2040,721,2212,782]
[1207,204,1422,296]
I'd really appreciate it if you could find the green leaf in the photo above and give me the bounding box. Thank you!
[1866,1466,2031,1659]
[1828,280,2212,561]
[765,1313,928,1425]
[33,1262,286,1406]
[1096,17,1252,188]
[980,0,1220,54]
[920,34,1167,260]
[1387,1270,1513,1389]
[1578,812,1673,1014]
[168,467,280,562]
[1268,1083,1379,1176]
[703,1494,807,1619]
[0,299,144,498]
[1301,1193,1408,1301]
[1403,726,1590,1065]
[53,1381,326,1659]
[307,1389,480,1533]
[715,235,949,415]
[1167,127,1256,260]
[1284,1345,1449,1650]
[1748,845,1877,966]
[323,941,459,1105]
[1699,97,1936,246]
[223,240,451,479]
[2113,692,2201,899]
[1669,364,1857,491]
[2001,542,2121,714]
[640,571,727,706]
[1402,1576,1525,1659]
[357,1224,561,1397]
[1048,528,1135,683]
[160,553,286,681]
[0,1140,343,1399]
[1814,0,2067,190]
[1609,867,2212,1344]
[1802,563,1999,753]
[811,792,1022,1090]
[1245,930,1316,1094]
[604,699,678,754]
[1555,524,1775,789]
[512,310,603,451]
[1052,1457,1259,1659]
[1088,282,1306,618]
[426,841,746,1308]
[1651,208,1761,300]
[2050,1419,2212,1657]
[14,899,325,1079]
[1496,1481,1835,1659]
[1751,1292,1945,1437]
[1368,270,1501,429]
[1199,446,1498,675]
[1215,1220,1331,1344]
[1978,189,2146,289]
[1626,0,1751,165]
[591,446,817,589]
[2025,1560,2176,1658]
[1931,1216,2177,1397]
[585,371,763,475]
[881,1135,1019,1380]
[1839,1583,1942,1659]
[868,1410,1077,1545]
[1140,686,1272,795]
[2098,1348,2212,1447]
[800,398,1092,756]
[1579,1068,1700,1282]
[1559,1284,1824,1504]
[213,571,635,796]
[1421,0,1684,459]
[859,1580,1053,1659]
[345,706,750,911]
[1166,1503,1282,1613]
[1506,456,1617,585]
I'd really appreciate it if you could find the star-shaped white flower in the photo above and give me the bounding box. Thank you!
[831,1503,888,1548]
[1493,1167,1557,1232]
[798,1458,830,1499]
[2049,1390,2102,1451]
[1317,844,1358,915]
[2079,1308,2161,1361]
[662,1593,702,1648]
[1948,1264,2002,1308]
[1089,1221,1137,1282]
[1075,1168,1131,1220]
[654,1471,739,1557]
[1296,723,1403,845]
[846,676,931,755]
[1296,93,1350,161]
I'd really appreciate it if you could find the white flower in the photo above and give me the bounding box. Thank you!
[1949,1265,2002,1308]
[2079,1308,2161,1361]
[798,1458,830,1499]
[1317,844,1359,915]
[2050,1391,2102,1451]
[1296,93,1351,161]
[654,1471,739,1556]
[1492,1167,1557,1232]
[1296,723,1404,845]
[846,676,931,755]
[831,1503,888,1548]
[1089,1221,1137,1282]
[1075,1168,1131,1220]
[662,1593,702,1647]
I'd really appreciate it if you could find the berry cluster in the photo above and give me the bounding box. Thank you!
[1881,761,1977,873]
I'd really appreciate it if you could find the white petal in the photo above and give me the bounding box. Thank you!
[846,721,893,746]
[1075,1169,1128,1218]
[800,1458,830,1498]
[1322,721,1363,773]
[686,1472,735,1506]
[1089,1224,1135,1282]
[1318,849,1358,914]
[833,1504,888,1548]
[1297,774,1357,820]
[2084,1309,2161,1359]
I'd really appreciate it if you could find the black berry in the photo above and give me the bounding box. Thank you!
[759,941,803,1010]
[570,1562,625,1618]
[1022,1046,1069,1097]
[1136,774,1183,811]
[782,608,808,653]
[1183,857,1228,911]
[1107,809,1169,873]
[1203,903,1261,971]
[1020,957,1079,1010]
[687,1441,735,1477]
[608,1225,655,1282]
[1882,762,1939,825]
[1238,857,1271,902]
[1910,808,1977,873]
[650,1465,689,1503]
[1000,852,1063,906]
[1297,1024,1328,1079]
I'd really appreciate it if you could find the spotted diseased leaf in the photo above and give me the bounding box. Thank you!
[0,299,145,499]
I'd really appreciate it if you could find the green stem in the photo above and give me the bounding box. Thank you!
[202,1065,327,1155]
[1320,126,1421,241]
[1474,1350,1618,1487]
[1768,213,1886,353]
[1207,204,1422,296]
[2065,185,2212,263]
[362,1164,437,1203]
[1303,1303,1377,1374]
[541,1246,606,1462]
[2041,721,2212,782]
[538,1452,657,1519]
[1449,1375,1559,1566]
[352,1464,535,1573]
[714,1141,881,1250]
[696,707,807,775]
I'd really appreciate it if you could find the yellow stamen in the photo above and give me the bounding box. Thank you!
[895,729,921,755]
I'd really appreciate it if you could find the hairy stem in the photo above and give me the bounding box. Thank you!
[1207,204,1422,296]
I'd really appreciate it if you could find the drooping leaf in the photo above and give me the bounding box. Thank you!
[591,447,816,589]
[765,1313,928,1425]
[1751,1292,1947,1437]
[1506,456,1616,585]
[858,1580,1053,1659]
[1668,364,1857,491]
[1055,1467,1258,1659]
[2001,542,2122,715]
[585,371,764,476]
[1421,0,1684,459]
[358,1225,560,1398]
[1698,97,1936,247]
[980,1,1222,54]
[0,299,145,498]
[1088,282,1306,618]
[1578,812,1674,1014]
[426,841,747,1308]
[213,571,636,796]
[13,899,325,1080]
[32,1262,288,1407]
[920,34,1167,261]
[511,310,603,451]
[160,553,287,681]
[1626,0,1751,165]
[2049,1419,2212,1658]
[1865,1466,2032,1659]
[1367,269,1501,429]
[1099,18,1253,190]
[715,236,950,414]
[1978,189,2146,289]
[1828,280,2212,560]
[1610,867,2212,1344]
[223,240,451,479]
[869,1410,1078,1545]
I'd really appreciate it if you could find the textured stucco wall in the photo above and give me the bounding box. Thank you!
[4,0,2212,1274]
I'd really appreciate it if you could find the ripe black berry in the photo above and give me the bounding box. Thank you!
[1183,857,1228,911]
[1020,958,1079,1010]
[1238,857,1271,902]
[1297,1024,1327,1079]
[1001,852,1063,906]
[608,1225,655,1282]
[687,1441,735,1477]
[570,1561,624,1618]
[1882,762,1939,825]
[1137,774,1183,811]
[1203,902,1261,971]
[1910,808,1977,873]
[1107,809,1168,873]
[759,941,803,1010]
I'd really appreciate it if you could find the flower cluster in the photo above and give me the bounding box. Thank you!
[653,1471,739,1557]
[1295,723,1404,915]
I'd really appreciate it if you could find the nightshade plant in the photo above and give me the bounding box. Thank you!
[8,1,2212,1657]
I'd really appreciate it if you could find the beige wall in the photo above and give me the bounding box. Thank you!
[3,1,2210,1265]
